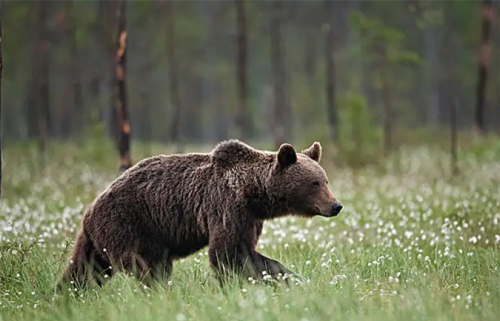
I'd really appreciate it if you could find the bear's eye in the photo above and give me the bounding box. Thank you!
[312,181,320,187]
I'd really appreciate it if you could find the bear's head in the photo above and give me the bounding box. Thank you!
[267,142,343,218]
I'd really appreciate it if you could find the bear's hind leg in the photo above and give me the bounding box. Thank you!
[90,251,113,287]
[58,230,112,292]
[143,259,173,288]
[121,246,173,288]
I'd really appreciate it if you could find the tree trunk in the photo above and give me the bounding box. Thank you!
[0,1,3,197]
[410,0,442,126]
[423,24,441,126]
[165,0,182,152]
[495,0,500,135]
[99,0,121,140]
[324,0,338,142]
[380,69,393,154]
[235,0,249,141]
[270,0,287,148]
[475,0,493,134]
[441,25,459,176]
[137,29,153,147]
[450,96,458,176]
[304,30,316,80]
[358,1,377,120]
[378,49,393,154]
[70,1,83,139]
[207,3,227,142]
[115,0,132,173]
[36,0,50,162]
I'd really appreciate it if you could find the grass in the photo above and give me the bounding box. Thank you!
[1,136,500,321]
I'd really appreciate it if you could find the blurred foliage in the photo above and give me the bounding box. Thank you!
[0,0,498,163]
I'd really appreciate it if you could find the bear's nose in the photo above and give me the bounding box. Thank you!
[331,202,343,216]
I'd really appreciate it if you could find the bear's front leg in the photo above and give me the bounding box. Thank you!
[208,242,292,283]
[207,219,293,283]
[208,240,255,281]
[251,220,294,281]
[207,216,273,283]
[253,252,294,280]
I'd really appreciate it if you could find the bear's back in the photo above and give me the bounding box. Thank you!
[86,152,216,252]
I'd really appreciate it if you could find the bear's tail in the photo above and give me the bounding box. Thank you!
[56,229,94,293]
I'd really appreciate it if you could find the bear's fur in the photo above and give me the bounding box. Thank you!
[59,140,342,289]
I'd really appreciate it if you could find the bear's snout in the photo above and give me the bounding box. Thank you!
[331,202,343,216]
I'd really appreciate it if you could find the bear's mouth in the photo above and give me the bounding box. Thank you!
[314,206,339,218]
[314,206,329,217]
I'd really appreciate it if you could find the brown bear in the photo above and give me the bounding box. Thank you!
[59,140,343,290]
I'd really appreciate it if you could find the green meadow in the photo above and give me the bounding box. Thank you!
[1,137,500,321]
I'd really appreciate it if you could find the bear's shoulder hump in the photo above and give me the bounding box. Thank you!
[211,139,260,166]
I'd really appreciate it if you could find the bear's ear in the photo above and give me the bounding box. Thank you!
[301,142,322,163]
[276,143,297,168]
